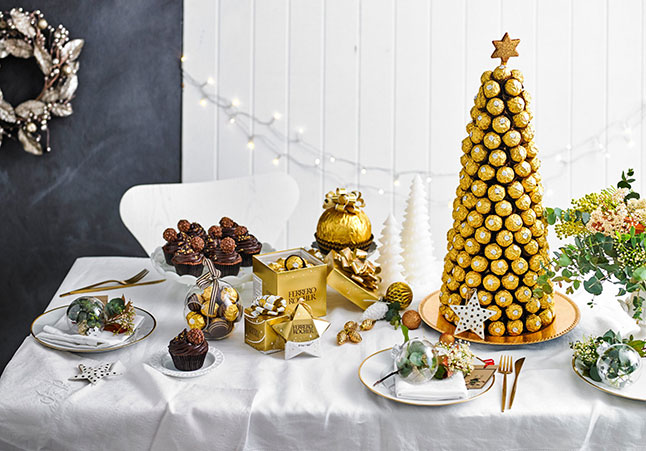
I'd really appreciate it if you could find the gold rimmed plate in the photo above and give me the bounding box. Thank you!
[571,358,646,402]
[31,305,156,353]
[418,290,580,346]
[358,348,495,406]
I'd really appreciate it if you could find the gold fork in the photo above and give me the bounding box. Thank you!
[59,269,150,297]
[498,355,513,413]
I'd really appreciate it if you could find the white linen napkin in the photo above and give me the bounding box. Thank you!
[36,313,143,349]
[395,372,468,401]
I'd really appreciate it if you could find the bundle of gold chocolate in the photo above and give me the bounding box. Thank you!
[438,33,554,337]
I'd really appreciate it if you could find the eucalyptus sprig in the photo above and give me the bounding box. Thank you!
[535,169,646,321]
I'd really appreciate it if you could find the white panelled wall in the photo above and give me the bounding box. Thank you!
[182,0,646,257]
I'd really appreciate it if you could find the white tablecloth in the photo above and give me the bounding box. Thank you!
[1,257,645,451]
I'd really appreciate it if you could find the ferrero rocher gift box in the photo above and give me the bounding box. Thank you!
[252,248,327,317]
[324,248,381,310]
[243,311,288,353]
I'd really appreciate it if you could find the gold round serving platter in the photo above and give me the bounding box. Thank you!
[571,357,646,402]
[418,290,580,346]
[358,347,495,406]
[31,304,157,353]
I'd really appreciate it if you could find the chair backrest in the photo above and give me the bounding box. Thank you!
[119,173,299,256]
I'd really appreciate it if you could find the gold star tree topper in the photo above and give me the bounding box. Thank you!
[491,32,520,65]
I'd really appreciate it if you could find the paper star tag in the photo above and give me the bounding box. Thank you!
[449,291,496,339]
[491,32,520,64]
[272,302,330,359]
[284,338,322,359]
[70,362,122,385]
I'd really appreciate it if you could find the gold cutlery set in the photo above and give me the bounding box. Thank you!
[498,355,525,412]
[59,269,165,297]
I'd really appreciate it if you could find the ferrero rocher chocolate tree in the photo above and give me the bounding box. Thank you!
[438,33,554,337]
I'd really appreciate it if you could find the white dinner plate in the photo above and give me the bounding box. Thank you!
[147,348,224,378]
[571,358,646,402]
[358,348,495,406]
[31,305,156,353]
[151,242,275,285]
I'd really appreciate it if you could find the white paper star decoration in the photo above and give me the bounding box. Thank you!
[449,290,496,339]
[284,339,323,359]
[69,363,122,385]
[271,303,330,360]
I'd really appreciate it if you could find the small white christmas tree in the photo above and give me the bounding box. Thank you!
[376,214,405,293]
[401,175,437,293]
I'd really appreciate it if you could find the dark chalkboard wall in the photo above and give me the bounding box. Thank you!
[0,0,182,370]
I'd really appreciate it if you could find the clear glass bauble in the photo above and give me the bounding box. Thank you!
[596,343,642,389]
[183,279,242,340]
[66,296,105,335]
[392,338,438,384]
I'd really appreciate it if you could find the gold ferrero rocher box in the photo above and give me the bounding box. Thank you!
[243,309,288,353]
[325,252,380,310]
[252,248,327,317]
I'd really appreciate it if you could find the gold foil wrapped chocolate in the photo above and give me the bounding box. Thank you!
[360,319,375,331]
[488,149,507,167]
[486,98,504,116]
[507,319,523,336]
[526,314,542,332]
[509,145,527,162]
[478,164,496,181]
[483,80,500,98]
[492,116,511,134]
[315,188,373,253]
[488,321,505,336]
[475,198,492,214]
[484,132,501,150]
[488,185,506,202]
[492,64,511,80]
[505,78,523,96]
[503,130,522,147]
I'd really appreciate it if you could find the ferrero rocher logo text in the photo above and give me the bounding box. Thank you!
[288,287,317,304]
[292,323,315,335]
[246,326,262,339]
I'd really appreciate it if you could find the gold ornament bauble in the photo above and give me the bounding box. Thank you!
[384,282,414,309]
[314,189,373,253]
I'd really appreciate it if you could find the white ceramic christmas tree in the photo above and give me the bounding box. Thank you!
[376,214,405,293]
[401,175,437,293]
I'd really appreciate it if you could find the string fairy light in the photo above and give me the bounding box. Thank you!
[181,67,646,202]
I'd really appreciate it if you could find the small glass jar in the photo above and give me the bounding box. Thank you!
[183,278,242,340]
[392,338,438,384]
[596,343,642,389]
[66,296,106,335]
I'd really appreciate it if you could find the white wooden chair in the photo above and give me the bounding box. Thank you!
[119,173,299,256]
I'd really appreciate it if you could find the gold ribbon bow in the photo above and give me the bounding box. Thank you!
[323,188,365,214]
[331,247,381,291]
[196,259,221,317]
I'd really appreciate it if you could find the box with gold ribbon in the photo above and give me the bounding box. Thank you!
[243,295,289,353]
[252,248,327,317]
[325,247,381,310]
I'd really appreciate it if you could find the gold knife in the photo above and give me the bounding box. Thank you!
[508,357,525,409]
[60,279,166,297]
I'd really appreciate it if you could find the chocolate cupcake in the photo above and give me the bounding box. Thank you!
[204,226,223,259]
[162,228,182,265]
[219,217,238,238]
[168,328,208,371]
[234,226,262,267]
[213,237,242,276]
[171,237,205,276]
[188,222,208,242]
